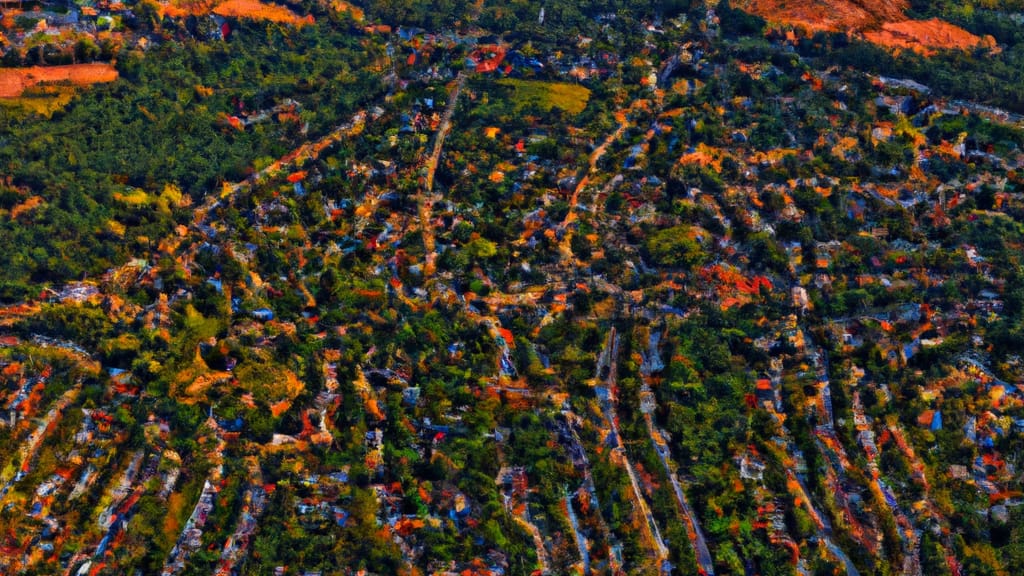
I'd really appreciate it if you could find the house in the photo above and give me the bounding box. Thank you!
[875,95,916,116]
[739,450,766,481]
[917,409,942,431]
[949,465,970,481]
[791,286,809,311]
[402,387,421,406]
[468,45,507,73]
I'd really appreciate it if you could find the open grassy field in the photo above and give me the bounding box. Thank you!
[496,79,591,114]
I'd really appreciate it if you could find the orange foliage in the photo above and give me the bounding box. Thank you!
[365,396,384,421]
[330,0,364,21]
[163,493,185,541]
[801,71,823,91]
[269,399,292,417]
[394,517,425,536]
[0,63,118,98]
[678,143,727,171]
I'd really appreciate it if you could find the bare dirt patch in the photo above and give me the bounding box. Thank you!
[211,0,312,25]
[864,19,999,56]
[0,63,118,98]
[735,0,994,55]
[737,0,907,32]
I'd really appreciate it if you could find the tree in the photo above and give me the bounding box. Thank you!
[644,225,706,269]
[465,237,498,260]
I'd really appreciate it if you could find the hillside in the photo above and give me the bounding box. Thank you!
[735,0,994,53]
[736,0,909,31]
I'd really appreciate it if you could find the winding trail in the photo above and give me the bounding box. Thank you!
[558,112,629,261]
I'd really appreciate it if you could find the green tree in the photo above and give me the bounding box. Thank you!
[644,225,706,269]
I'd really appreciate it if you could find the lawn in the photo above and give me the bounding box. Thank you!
[496,79,591,114]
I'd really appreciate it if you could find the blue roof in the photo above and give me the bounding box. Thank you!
[878,480,898,507]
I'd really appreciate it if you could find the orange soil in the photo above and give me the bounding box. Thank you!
[161,0,311,24]
[736,0,991,55]
[864,19,997,55]
[0,63,118,98]
[159,0,215,18]
[212,0,312,25]
[738,0,907,32]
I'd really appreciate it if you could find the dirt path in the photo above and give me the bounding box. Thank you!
[419,73,466,275]
[219,109,370,202]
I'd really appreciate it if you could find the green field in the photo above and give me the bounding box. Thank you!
[496,79,591,114]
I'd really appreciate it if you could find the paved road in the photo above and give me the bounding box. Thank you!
[645,414,715,574]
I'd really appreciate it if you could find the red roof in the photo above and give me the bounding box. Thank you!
[917,410,935,427]
[470,45,506,73]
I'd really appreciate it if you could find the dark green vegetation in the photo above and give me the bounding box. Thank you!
[0,0,1023,575]
[0,19,382,297]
